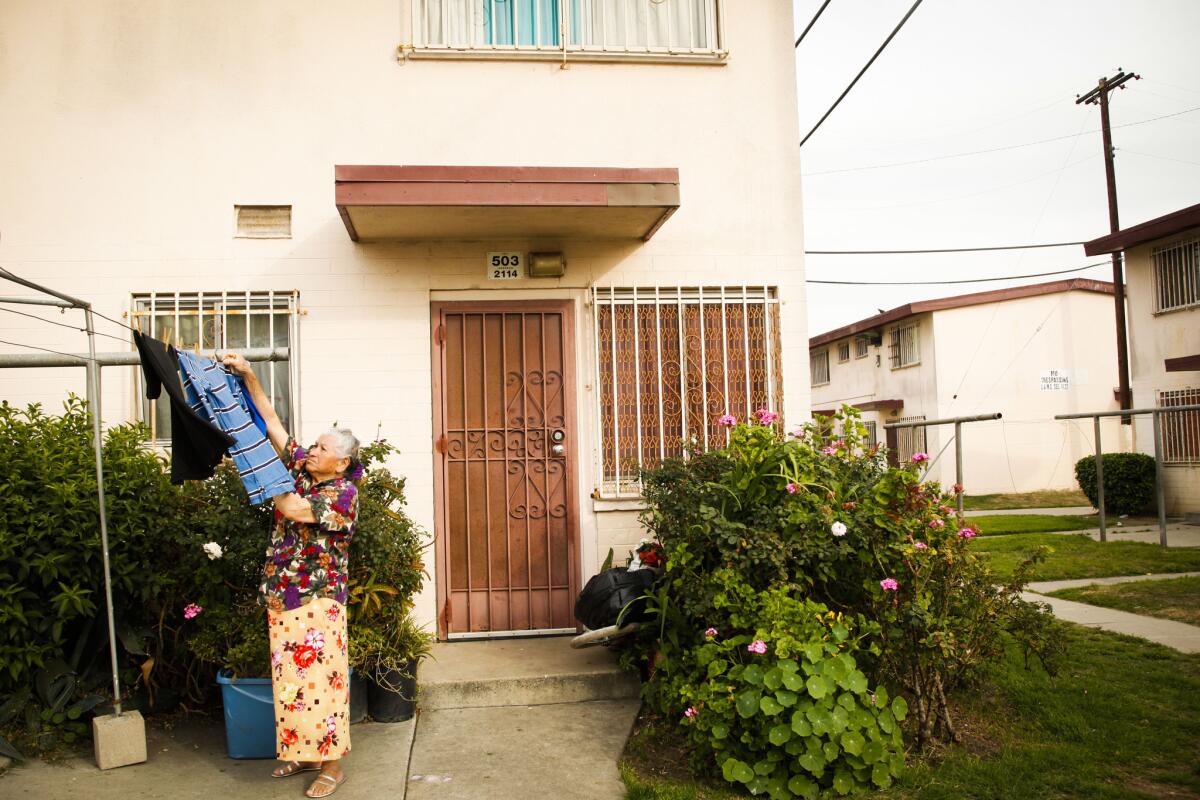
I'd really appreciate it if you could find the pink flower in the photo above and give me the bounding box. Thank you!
[747,640,768,654]
[914,541,928,550]
[928,519,945,529]
[910,452,929,463]
[786,482,799,494]
[959,527,978,539]
[183,603,202,620]
[880,578,899,592]
[790,428,807,439]
[820,445,837,456]
[938,504,952,514]
[717,414,737,427]
[704,627,719,637]
[755,408,780,425]
[684,707,697,719]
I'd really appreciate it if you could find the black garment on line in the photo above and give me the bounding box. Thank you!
[133,330,234,483]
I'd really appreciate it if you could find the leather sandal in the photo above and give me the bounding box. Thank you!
[305,772,347,798]
[271,761,320,778]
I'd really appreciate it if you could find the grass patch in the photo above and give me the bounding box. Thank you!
[962,489,1091,511]
[1048,576,1200,627]
[971,514,1097,536]
[620,626,1200,799]
[970,533,1200,582]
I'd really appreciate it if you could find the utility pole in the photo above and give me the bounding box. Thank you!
[1077,69,1139,423]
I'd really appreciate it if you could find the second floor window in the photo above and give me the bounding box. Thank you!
[1153,236,1199,313]
[810,349,830,385]
[416,0,719,53]
[888,321,920,369]
[837,341,850,362]
[855,337,869,358]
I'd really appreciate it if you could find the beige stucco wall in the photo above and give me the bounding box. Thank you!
[0,1,808,632]
[810,290,1129,495]
[1125,234,1200,514]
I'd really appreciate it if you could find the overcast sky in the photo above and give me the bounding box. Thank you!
[793,0,1200,336]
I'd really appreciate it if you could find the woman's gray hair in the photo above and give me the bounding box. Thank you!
[323,427,361,461]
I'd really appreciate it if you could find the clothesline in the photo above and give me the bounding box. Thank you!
[0,306,130,344]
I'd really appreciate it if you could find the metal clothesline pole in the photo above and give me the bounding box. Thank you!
[885,412,1003,519]
[1,283,289,720]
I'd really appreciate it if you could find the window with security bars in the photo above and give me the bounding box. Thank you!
[1160,388,1200,464]
[837,341,850,363]
[863,420,878,449]
[811,350,830,385]
[889,321,920,368]
[414,0,720,54]
[855,337,869,358]
[593,286,782,496]
[1153,236,1200,313]
[131,291,299,442]
[893,415,926,463]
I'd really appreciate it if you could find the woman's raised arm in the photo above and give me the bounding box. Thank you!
[221,352,290,457]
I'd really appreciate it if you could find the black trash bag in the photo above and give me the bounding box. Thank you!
[574,567,657,630]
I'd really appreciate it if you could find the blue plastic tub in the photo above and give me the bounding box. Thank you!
[216,670,276,759]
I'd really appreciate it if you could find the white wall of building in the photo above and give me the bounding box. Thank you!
[1125,235,1200,514]
[0,1,808,631]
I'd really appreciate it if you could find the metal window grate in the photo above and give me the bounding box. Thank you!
[234,205,292,239]
[810,349,830,385]
[130,291,300,441]
[592,286,782,496]
[837,341,850,363]
[863,420,878,449]
[1152,236,1200,313]
[888,321,919,368]
[1160,388,1200,464]
[414,0,721,55]
[893,414,926,462]
[854,337,869,358]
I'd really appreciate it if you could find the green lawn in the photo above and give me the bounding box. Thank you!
[970,514,1097,536]
[962,490,1091,511]
[969,533,1200,582]
[621,627,1200,800]
[1048,576,1200,627]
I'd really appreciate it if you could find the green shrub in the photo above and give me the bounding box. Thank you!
[1074,453,1156,515]
[635,408,1060,794]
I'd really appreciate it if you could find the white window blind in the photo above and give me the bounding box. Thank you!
[592,286,782,496]
[811,350,830,385]
[837,341,850,363]
[131,291,299,441]
[855,337,869,358]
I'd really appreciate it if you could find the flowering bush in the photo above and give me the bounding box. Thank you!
[635,408,1060,793]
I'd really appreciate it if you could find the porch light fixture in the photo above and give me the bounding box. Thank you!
[528,252,566,278]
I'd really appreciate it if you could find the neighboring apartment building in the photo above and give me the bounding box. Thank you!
[1084,203,1200,515]
[0,2,808,638]
[808,279,1128,494]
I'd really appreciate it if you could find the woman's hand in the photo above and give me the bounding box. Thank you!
[221,352,252,377]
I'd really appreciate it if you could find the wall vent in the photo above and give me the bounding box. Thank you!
[235,205,292,238]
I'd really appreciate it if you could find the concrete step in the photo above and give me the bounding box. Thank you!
[418,636,641,710]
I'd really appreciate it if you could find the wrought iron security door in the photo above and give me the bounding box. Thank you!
[432,301,579,638]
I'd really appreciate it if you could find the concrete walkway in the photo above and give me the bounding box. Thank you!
[1024,571,1200,654]
[1038,523,1200,547]
[967,506,1095,517]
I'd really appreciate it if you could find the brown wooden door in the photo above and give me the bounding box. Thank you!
[432,301,579,637]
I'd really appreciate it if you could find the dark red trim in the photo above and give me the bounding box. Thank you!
[809,278,1114,348]
[1165,354,1200,373]
[334,165,680,184]
[1083,203,1200,255]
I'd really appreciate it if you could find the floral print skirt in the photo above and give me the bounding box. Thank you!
[268,596,351,761]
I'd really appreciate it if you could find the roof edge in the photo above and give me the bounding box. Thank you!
[1083,202,1200,255]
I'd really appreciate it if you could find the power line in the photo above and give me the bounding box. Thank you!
[794,0,832,48]
[0,306,130,344]
[800,0,925,148]
[0,338,95,362]
[807,241,1085,254]
[806,261,1109,286]
[803,105,1200,176]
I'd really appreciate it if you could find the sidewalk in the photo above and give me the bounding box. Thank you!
[967,506,1095,517]
[1024,572,1200,654]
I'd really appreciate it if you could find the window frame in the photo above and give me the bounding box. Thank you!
[837,340,850,363]
[810,349,830,386]
[1160,388,1200,465]
[892,414,927,463]
[406,0,728,64]
[1152,236,1200,314]
[592,285,782,497]
[888,320,920,369]
[130,290,301,444]
[854,337,869,359]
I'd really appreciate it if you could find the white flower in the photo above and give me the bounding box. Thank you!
[202,542,223,560]
[831,522,848,537]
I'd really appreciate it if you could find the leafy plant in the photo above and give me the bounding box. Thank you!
[1074,453,1157,515]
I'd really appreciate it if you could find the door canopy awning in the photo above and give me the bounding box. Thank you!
[335,165,679,242]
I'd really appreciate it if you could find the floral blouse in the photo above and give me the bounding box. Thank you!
[259,438,358,612]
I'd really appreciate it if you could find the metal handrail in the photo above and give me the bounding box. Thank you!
[885,412,1003,518]
[1055,403,1200,547]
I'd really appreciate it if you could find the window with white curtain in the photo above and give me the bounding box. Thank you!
[415,0,720,54]
[888,321,920,368]
[810,349,830,386]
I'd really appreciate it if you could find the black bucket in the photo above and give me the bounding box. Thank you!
[367,661,417,723]
[349,671,369,724]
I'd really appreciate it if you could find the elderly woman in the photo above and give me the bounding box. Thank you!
[223,354,359,799]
